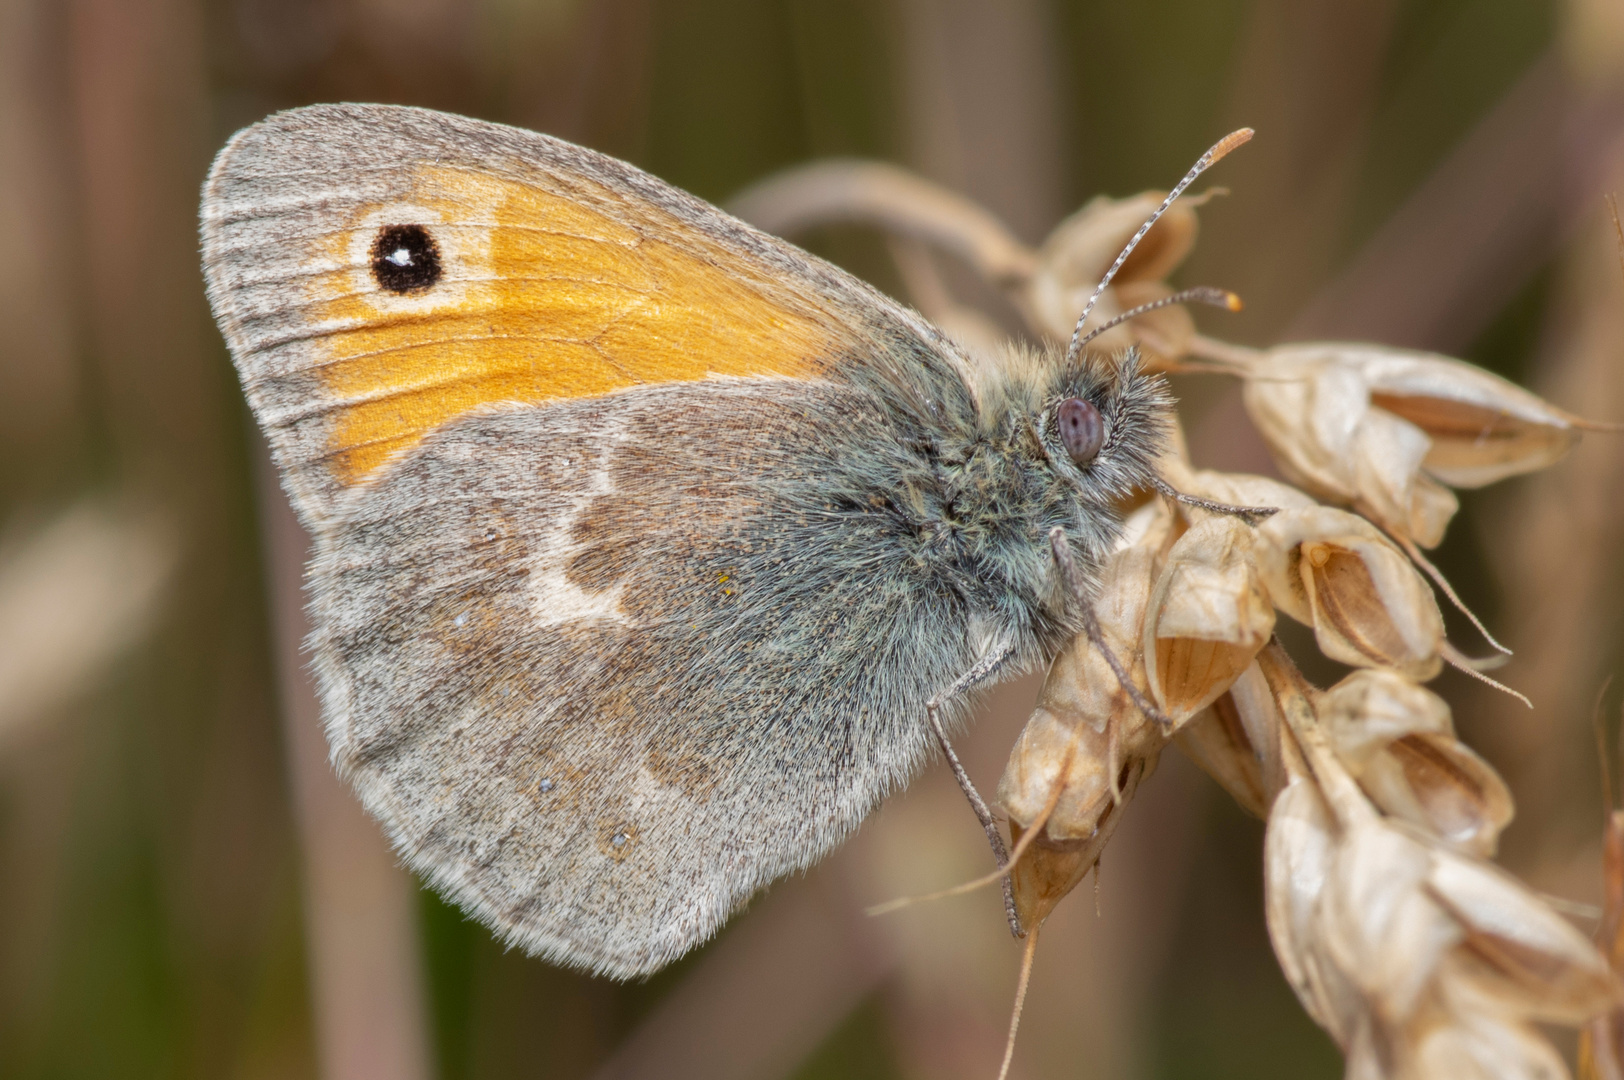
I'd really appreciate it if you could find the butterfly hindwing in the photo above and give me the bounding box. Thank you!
[313,379,979,976]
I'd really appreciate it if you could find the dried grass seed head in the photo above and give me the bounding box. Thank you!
[744,140,1603,1077]
[1267,756,1617,1080]
[1259,648,1618,1080]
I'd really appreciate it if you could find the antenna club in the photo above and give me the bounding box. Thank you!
[1212,128,1254,162]
[1223,291,1245,312]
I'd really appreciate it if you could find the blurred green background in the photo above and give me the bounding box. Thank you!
[3,1,1624,1077]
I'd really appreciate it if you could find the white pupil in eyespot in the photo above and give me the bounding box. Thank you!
[387,247,412,266]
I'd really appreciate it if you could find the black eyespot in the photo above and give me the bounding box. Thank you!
[1058,397,1104,465]
[370,224,441,293]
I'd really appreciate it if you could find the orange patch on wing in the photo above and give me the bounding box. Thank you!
[307,165,835,482]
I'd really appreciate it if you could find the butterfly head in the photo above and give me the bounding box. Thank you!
[1034,346,1172,513]
[959,340,1172,516]
[932,339,1171,641]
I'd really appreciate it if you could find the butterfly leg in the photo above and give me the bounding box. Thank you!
[1146,474,1276,525]
[927,643,1023,937]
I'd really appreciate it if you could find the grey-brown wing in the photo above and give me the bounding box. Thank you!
[201,102,968,527]
[312,378,983,977]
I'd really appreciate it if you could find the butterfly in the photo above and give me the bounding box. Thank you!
[201,103,1215,978]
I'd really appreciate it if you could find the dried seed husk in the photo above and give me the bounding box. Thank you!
[1003,747,1153,931]
[1231,660,1290,799]
[1144,516,1275,724]
[995,542,1163,827]
[1341,344,1583,487]
[1359,738,1512,858]
[995,698,1137,847]
[996,651,1164,930]
[1425,848,1620,1025]
[1242,344,1585,547]
[1315,670,1512,855]
[1176,691,1269,817]
[1176,659,1290,819]
[1265,767,1365,1042]
[1317,816,1464,1020]
[1256,507,1445,679]
[1241,352,1366,504]
[1318,669,1453,765]
[1409,1002,1570,1080]
[1349,407,1460,549]
[1241,351,1462,547]
[1003,828,1093,936]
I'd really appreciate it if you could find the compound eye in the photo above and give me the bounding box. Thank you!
[1058,397,1104,465]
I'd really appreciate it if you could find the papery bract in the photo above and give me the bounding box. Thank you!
[1144,516,1275,724]
[1255,507,1445,679]
[1241,344,1585,547]
[1319,670,1512,856]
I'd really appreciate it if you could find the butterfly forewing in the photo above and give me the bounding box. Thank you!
[201,103,955,524]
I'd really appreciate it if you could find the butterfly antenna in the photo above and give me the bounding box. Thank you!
[1073,285,1243,351]
[1065,128,1253,366]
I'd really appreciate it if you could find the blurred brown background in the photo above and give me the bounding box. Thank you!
[3,0,1624,1077]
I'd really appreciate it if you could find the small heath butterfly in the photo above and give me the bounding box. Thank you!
[201,105,1236,978]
